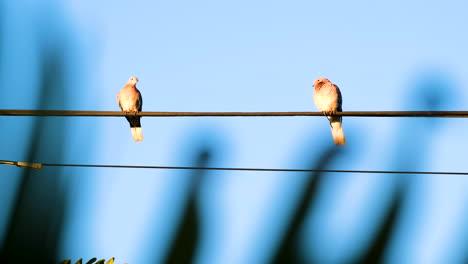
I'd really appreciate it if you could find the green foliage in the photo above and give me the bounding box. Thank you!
[60,257,118,264]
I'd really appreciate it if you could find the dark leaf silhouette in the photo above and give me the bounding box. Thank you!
[61,257,119,264]
[0,45,68,263]
[352,183,407,264]
[85,257,97,264]
[0,0,3,75]
[352,71,455,263]
[162,150,209,264]
[270,146,343,264]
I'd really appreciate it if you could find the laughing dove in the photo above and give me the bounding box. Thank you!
[117,77,143,142]
[313,77,346,145]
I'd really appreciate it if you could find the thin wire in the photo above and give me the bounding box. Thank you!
[1,160,465,175]
[39,163,468,175]
[1,109,468,117]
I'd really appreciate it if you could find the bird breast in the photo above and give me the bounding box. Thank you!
[314,85,339,112]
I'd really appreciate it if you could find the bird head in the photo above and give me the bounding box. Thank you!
[313,77,330,87]
[128,76,139,85]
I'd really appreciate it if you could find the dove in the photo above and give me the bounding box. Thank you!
[117,77,143,142]
[313,77,346,145]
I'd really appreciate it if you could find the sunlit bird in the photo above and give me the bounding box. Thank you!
[313,77,346,145]
[117,76,143,142]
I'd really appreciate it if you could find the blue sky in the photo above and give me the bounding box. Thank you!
[1,0,468,263]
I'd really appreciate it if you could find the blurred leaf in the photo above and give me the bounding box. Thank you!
[352,183,407,263]
[352,77,453,263]
[60,260,71,264]
[162,149,209,264]
[0,0,3,75]
[85,257,97,264]
[270,146,343,264]
[0,40,68,264]
[62,258,121,264]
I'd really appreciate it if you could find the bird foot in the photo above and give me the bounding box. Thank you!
[322,110,337,116]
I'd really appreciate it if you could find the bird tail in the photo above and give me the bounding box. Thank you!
[330,121,346,146]
[131,127,144,142]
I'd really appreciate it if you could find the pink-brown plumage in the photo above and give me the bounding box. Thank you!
[313,77,346,145]
[117,77,143,142]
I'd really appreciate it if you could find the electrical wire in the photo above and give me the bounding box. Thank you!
[1,109,468,117]
[1,160,466,175]
[1,110,466,174]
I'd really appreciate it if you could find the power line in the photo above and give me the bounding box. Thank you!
[1,160,467,175]
[1,109,468,117]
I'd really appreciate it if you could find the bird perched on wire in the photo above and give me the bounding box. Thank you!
[313,77,346,145]
[117,76,143,142]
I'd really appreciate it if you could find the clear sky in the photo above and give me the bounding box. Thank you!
[0,0,467,263]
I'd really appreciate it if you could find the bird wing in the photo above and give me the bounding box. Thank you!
[335,84,343,112]
[137,89,143,111]
[116,92,124,110]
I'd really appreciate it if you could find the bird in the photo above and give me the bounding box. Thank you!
[313,77,346,145]
[117,76,143,142]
